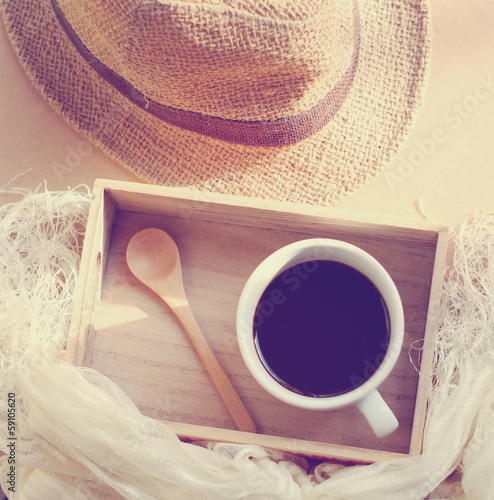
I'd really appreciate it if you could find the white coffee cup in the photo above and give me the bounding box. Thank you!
[236,239,404,438]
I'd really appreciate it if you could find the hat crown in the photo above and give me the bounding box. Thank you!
[60,0,356,121]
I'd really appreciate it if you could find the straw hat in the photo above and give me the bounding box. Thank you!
[0,0,431,205]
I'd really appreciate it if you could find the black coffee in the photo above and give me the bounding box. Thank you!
[254,260,390,397]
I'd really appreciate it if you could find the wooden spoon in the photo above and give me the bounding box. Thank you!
[126,228,257,433]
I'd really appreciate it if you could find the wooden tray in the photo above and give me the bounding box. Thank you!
[66,179,449,464]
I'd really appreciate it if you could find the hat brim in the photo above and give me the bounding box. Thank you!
[0,0,431,206]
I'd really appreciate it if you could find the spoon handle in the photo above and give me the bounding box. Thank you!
[170,301,257,434]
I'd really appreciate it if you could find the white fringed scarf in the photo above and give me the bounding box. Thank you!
[1,187,493,499]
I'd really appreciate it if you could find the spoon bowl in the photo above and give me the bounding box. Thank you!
[126,228,179,282]
[126,228,185,303]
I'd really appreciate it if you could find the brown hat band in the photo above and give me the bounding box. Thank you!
[50,0,360,147]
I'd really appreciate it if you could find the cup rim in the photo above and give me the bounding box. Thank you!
[236,238,405,410]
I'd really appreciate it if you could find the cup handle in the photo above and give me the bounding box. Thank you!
[356,389,399,438]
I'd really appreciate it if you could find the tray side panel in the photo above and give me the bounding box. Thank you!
[66,188,116,365]
[408,227,450,454]
[100,179,444,248]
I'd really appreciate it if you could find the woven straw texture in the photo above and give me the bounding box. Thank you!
[0,0,431,206]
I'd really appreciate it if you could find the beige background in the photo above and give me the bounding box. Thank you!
[1,0,494,225]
